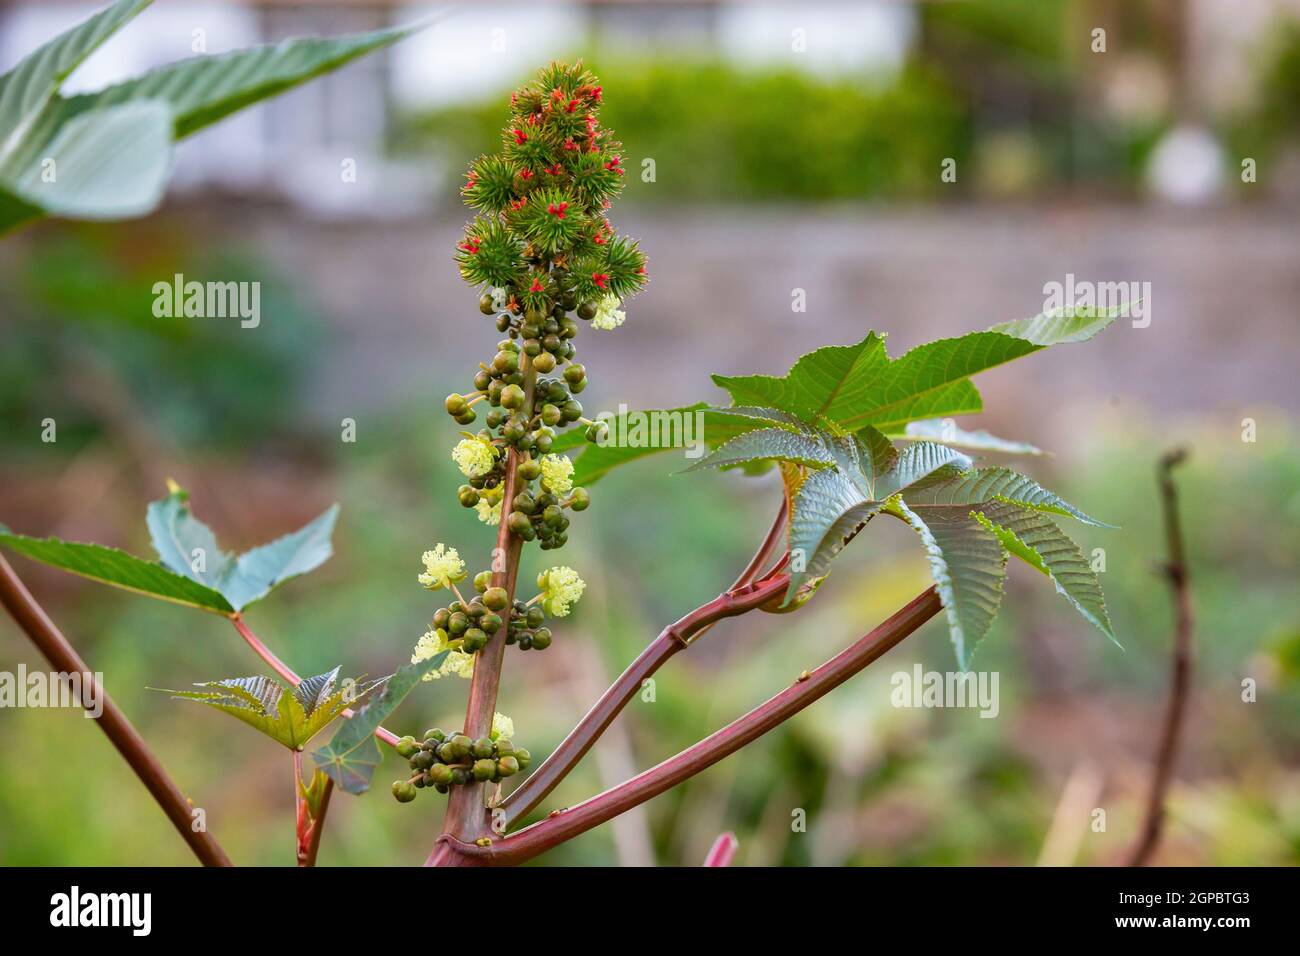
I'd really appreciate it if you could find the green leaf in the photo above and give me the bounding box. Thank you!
[0,0,151,160]
[900,466,1114,528]
[146,490,234,591]
[157,667,376,751]
[556,404,762,485]
[898,419,1044,456]
[713,308,1122,433]
[989,305,1127,346]
[222,505,338,611]
[312,654,447,795]
[786,436,966,602]
[56,24,415,140]
[0,4,418,233]
[4,99,172,224]
[892,499,1007,670]
[146,491,339,611]
[0,527,233,614]
[682,427,837,473]
[973,501,1117,646]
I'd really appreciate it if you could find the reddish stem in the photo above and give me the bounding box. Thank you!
[0,555,232,867]
[702,831,739,867]
[433,586,942,866]
[497,572,790,826]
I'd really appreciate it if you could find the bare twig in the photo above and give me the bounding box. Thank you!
[430,586,942,866]
[0,554,232,867]
[1129,448,1194,867]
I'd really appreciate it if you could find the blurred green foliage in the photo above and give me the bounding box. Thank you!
[0,225,321,459]
[397,59,970,203]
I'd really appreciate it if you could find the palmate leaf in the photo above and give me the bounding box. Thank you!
[787,437,969,603]
[683,427,838,473]
[973,501,1116,645]
[156,668,379,751]
[0,527,234,614]
[899,419,1044,456]
[900,467,1113,528]
[312,653,448,795]
[713,306,1123,433]
[0,490,338,616]
[0,0,419,234]
[891,499,1007,670]
[885,475,1115,667]
[559,308,1121,484]
[146,490,338,612]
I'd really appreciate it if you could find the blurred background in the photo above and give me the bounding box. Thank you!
[1,0,1297,866]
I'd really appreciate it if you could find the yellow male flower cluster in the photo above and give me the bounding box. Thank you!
[418,544,467,590]
[539,454,574,495]
[590,293,626,331]
[452,436,497,478]
[412,628,475,681]
[474,485,504,525]
[537,566,586,617]
[491,712,514,741]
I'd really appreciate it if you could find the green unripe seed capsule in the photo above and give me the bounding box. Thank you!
[429,764,453,787]
[495,314,512,333]
[514,747,532,768]
[445,393,468,415]
[577,301,597,320]
[474,570,493,593]
[472,758,496,782]
[432,608,450,630]
[424,727,445,742]
[479,293,495,315]
[396,736,419,759]
[437,742,456,762]
[483,587,509,611]
[458,487,480,508]
[562,400,583,422]
[534,432,553,454]
[513,491,536,514]
[518,458,542,481]
[473,737,495,759]
[497,756,520,777]
[463,628,487,652]
[493,351,519,375]
[501,384,525,409]
[392,780,418,802]
[480,612,503,634]
[448,612,469,636]
[564,363,586,385]
[543,505,564,527]
[495,737,514,757]
[523,338,542,357]
[531,628,552,650]
[540,403,562,426]
[454,409,477,425]
[525,606,545,628]
[451,768,470,787]
[412,750,434,770]
[533,351,557,374]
